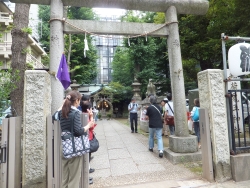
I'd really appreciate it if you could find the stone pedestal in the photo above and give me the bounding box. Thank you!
[22,70,51,188]
[139,121,149,132]
[231,154,250,182]
[164,148,202,164]
[169,135,198,153]
[198,69,231,182]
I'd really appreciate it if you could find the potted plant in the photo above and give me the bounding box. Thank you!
[97,113,102,120]
[107,113,112,120]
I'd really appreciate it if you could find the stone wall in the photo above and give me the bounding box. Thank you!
[22,70,51,188]
[198,69,232,182]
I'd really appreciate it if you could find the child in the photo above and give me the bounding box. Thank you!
[190,98,201,149]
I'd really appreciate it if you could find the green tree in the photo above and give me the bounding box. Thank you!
[10,4,30,117]
[0,68,19,109]
[38,6,98,84]
[112,11,170,98]
[38,5,50,53]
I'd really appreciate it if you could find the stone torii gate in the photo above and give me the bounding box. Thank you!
[10,0,208,186]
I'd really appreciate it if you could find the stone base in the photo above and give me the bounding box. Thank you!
[164,147,202,164]
[139,121,149,133]
[231,153,250,182]
[169,135,198,153]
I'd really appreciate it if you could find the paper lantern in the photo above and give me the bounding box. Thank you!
[228,43,250,77]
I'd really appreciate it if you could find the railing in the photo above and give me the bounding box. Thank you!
[0,42,47,69]
[0,12,12,21]
[26,53,47,69]
[228,89,250,154]
[0,41,11,52]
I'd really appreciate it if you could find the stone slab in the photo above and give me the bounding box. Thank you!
[137,164,166,173]
[22,71,51,188]
[169,135,198,153]
[164,148,202,164]
[91,169,111,179]
[130,151,160,165]
[108,148,131,160]
[140,121,149,133]
[106,140,125,149]
[10,0,209,15]
[110,158,139,176]
[126,143,149,153]
[231,153,250,182]
[90,154,110,170]
[198,69,232,182]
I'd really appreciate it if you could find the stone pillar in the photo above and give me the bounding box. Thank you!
[22,70,52,188]
[165,6,197,153]
[166,6,189,137]
[198,69,232,182]
[50,0,64,113]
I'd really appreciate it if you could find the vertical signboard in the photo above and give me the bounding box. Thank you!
[199,109,214,182]
[227,70,243,132]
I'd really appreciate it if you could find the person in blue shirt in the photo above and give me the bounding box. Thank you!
[190,98,201,149]
[128,98,140,133]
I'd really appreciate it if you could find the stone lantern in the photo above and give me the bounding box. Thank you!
[70,80,80,91]
[131,77,142,101]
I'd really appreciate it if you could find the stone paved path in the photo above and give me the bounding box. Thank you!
[89,119,207,188]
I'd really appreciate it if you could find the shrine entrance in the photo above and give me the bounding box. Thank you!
[93,92,113,118]
[8,0,209,187]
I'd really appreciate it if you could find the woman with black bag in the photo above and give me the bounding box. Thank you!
[59,91,94,188]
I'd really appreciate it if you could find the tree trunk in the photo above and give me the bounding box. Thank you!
[10,4,30,117]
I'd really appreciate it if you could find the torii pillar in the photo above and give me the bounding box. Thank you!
[50,0,65,112]
[166,6,197,152]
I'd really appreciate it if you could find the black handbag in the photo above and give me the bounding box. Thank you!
[89,133,99,153]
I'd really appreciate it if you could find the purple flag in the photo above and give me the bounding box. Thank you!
[57,54,71,90]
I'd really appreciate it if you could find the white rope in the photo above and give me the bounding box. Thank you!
[84,32,89,57]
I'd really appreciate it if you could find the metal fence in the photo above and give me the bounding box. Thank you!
[228,89,250,154]
[47,113,90,188]
[0,117,22,188]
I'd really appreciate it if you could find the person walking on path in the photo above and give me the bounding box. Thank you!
[128,98,140,133]
[164,93,175,135]
[161,98,169,137]
[93,106,99,121]
[190,98,201,149]
[146,95,164,158]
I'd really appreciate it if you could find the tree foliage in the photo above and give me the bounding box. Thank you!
[38,6,98,84]
[113,0,250,96]
[0,69,20,109]
[112,11,170,98]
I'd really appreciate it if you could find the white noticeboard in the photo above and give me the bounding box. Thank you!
[140,109,148,122]
[228,43,250,77]
[227,70,243,132]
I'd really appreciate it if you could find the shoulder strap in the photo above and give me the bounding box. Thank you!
[70,110,78,134]
[151,105,162,118]
[167,102,174,115]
